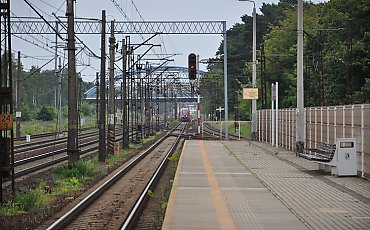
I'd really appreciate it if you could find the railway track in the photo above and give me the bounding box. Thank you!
[43,123,186,230]
[202,122,242,140]
[4,125,160,183]
[14,129,99,155]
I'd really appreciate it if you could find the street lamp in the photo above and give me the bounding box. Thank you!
[238,0,257,140]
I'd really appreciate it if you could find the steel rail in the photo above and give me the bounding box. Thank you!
[6,124,166,182]
[121,123,185,229]
[14,131,99,154]
[46,123,181,230]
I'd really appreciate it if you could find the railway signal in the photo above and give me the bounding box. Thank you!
[188,53,197,80]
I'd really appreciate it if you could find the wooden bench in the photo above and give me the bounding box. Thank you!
[300,142,336,163]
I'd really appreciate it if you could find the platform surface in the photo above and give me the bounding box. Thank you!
[163,140,316,230]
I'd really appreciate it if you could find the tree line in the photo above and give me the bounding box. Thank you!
[202,0,370,120]
[6,54,95,121]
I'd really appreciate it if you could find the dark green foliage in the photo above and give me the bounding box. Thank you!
[9,58,94,115]
[36,105,55,121]
[53,160,95,181]
[79,102,95,116]
[14,190,42,212]
[20,104,35,121]
[204,0,370,116]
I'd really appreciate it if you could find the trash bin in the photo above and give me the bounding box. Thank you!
[335,138,357,176]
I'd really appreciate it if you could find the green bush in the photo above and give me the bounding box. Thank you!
[19,104,35,121]
[53,159,95,181]
[36,105,55,121]
[80,102,95,116]
[0,181,50,215]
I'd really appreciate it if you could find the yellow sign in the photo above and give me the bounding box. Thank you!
[243,88,258,99]
[0,114,13,130]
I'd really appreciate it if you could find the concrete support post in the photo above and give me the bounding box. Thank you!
[223,22,228,140]
[296,0,305,155]
[96,72,99,127]
[108,20,116,155]
[57,58,62,134]
[16,51,21,141]
[66,0,79,165]
[251,5,257,141]
[98,10,107,162]
[122,39,129,148]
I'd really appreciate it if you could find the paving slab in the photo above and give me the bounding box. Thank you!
[224,141,370,230]
[163,140,307,230]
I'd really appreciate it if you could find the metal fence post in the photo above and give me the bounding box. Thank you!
[309,108,312,149]
[361,104,364,177]
[321,107,323,143]
[327,107,330,143]
[343,106,345,138]
[351,105,354,138]
[334,106,337,142]
[314,108,317,148]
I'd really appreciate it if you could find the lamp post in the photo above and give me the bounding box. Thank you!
[238,0,257,140]
[296,0,305,155]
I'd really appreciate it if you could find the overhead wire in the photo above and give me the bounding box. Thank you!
[36,0,65,14]
[17,1,100,77]
[109,0,171,67]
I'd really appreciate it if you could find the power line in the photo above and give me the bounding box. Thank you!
[36,0,66,14]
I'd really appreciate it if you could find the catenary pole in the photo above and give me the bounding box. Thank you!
[96,72,99,127]
[16,51,21,141]
[66,0,79,165]
[98,10,107,162]
[223,22,228,140]
[122,39,129,148]
[57,57,62,134]
[108,20,116,155]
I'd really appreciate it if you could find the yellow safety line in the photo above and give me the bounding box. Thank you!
[200,140,236,230]
[161,141,186,229]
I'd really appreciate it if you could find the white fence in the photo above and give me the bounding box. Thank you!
[257,104,370,177]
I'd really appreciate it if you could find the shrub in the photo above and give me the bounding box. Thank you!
[36,105,55,121]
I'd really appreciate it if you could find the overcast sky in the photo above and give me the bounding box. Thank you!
[12,0,326,82]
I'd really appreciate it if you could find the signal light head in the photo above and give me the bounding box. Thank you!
[188,53,197,80]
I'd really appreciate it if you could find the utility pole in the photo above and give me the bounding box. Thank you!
[296,0,305,155]
[223,22,229,140]
[0,0,14,202]
[96,72,99,127]
[122,39,129,148]
[57,57,62,134]
[54,21,59,116]
[16,51,21,141]
[99,10,107,162]
[251,2,257,141]
[197,54,201,140]
[108,20,116,155]
[66,0,79,165]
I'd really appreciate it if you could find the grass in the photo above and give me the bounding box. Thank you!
[16,117,97,136]
[227,122,252,138]
[154,148,182,227]
[0,181,52,216]
[52,159,96,194]
[205,121,252,138]
[0,128,165,217]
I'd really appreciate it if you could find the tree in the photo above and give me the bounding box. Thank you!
[37,105,55,121]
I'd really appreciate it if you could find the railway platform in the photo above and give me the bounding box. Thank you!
[162,140,370,230]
